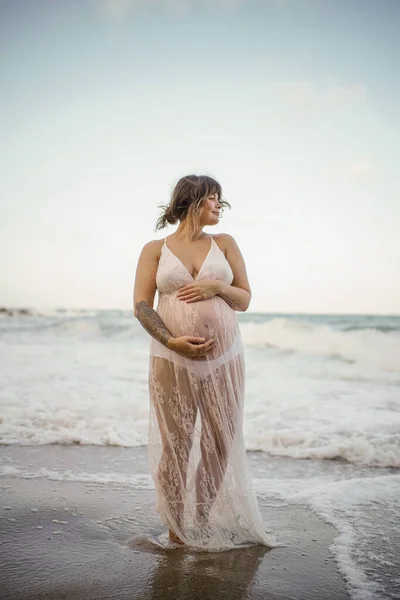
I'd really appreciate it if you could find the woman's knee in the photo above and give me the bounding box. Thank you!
[161,435,192,467]
[200,430,229,462]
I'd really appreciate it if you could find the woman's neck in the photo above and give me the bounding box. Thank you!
[174,220,206,242]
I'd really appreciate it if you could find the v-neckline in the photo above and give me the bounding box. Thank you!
[164,236,214,281]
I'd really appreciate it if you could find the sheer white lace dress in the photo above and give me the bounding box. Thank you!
[148,235,279,551]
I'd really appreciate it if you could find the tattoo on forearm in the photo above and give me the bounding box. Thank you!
[135,301,173,346]
[218,290,242,309]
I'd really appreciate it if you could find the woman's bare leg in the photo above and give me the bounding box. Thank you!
[195,359,243,525]
[149,357,198,543]
[194,409,230,524]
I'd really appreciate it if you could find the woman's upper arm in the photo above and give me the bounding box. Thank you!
[221,234,252,295]
[133,240,160,315]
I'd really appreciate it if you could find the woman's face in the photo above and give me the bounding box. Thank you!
[200,191,222,226]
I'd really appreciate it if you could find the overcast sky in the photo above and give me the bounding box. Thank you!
[1,0,399,313]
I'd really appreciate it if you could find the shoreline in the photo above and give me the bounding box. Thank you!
[0,444,350,600]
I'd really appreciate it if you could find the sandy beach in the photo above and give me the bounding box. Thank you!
[0,444,352,600]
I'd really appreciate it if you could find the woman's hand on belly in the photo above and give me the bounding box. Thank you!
[167,335,215,358]
[176,279,220,303]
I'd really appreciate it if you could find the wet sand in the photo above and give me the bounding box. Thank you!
[0,445,350,600]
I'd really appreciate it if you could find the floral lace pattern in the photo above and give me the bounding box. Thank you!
[148,236,278,550]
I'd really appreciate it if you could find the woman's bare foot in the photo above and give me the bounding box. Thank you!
[168,529,185,544]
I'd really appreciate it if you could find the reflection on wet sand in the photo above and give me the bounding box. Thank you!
[129,533,269,600]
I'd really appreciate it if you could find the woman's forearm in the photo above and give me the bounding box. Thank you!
[216,281,251,311]
[134,301,174,346]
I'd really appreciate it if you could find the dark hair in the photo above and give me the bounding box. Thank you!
[155,174,231,233]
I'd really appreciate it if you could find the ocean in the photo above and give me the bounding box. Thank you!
[1,308,399,599]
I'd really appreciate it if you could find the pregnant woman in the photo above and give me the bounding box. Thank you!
[133,174,277,551]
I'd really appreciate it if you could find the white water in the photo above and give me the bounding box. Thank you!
[1,310,399,468]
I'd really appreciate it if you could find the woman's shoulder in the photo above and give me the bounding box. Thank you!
[140,238,165,260]
[214,233,235,242]
[213,233,236,254]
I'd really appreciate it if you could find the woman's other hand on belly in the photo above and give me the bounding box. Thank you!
[176,279,221,303]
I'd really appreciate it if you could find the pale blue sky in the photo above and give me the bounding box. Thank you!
[1,0,399,313]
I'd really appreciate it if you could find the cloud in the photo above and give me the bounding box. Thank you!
[279,81,366,109]
[92,0,157,18]
[268,81,367,126]
[327,159,378,182]
[91,0,246,17]
[343,159,378,180]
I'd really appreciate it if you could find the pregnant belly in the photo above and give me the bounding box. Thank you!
[158,294,238,358]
